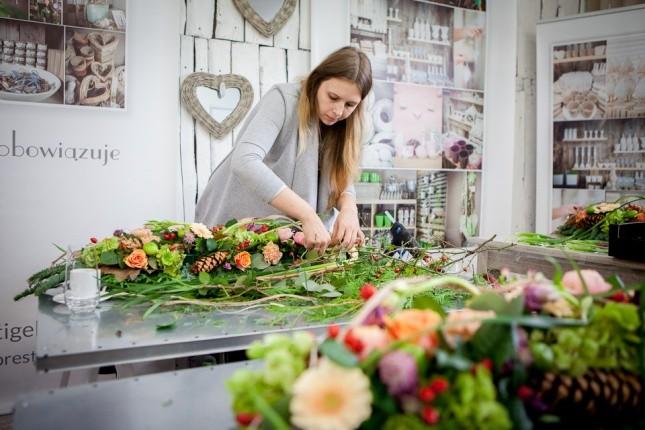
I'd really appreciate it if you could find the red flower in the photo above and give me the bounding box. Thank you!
[418,386,436,403]
[236,240,251,251]
[421,406,440,425]
[235,412,258,426]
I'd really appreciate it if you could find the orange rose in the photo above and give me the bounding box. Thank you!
[443,309,495,348]
[384,309,442,351]
[233,251,252,270]
[124,249,148,269]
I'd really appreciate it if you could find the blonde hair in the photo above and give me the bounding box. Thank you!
[297,46,372,208]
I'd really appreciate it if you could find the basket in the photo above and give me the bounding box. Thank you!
[88,32,118,63]
[355,182,381,200]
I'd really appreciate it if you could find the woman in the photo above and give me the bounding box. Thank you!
[195,46,372,255]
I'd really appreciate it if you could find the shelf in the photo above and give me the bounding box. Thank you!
[614,150,645,154]
[553,54,606,64]
[448,116,473,129]
[572,167,644,171]
[561,138,607,142]
[357,199,417,205]
[554,115,645,123]
[449,96,483,106]
[372,226,416,231]
[386,17,402,23]
[387,54,444,66]
[351,27,387,39]
[407,37,451,47]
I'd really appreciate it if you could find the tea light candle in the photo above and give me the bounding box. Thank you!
[69,269,100,299]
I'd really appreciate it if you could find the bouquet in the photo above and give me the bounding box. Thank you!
[227,269,644,429]
[16,217,465,321]
[518,198,644,253]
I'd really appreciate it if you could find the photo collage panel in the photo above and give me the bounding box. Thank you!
[0,0,126,108]
[351,0,485,170]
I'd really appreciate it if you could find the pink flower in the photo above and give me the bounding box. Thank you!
[293,231,305,246]
[562,270,612,296]
[378,350,418,397]
[262,242,283,265]
[277,228,294,242]
[350,326,390,360]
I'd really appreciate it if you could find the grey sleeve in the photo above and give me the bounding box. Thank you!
[229,88,288,203]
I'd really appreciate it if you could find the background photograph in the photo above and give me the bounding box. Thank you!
[0,0,28,19]
[63,0,126,32]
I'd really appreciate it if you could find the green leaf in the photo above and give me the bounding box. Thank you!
[468,292,510,314]
[321,290,342,298]
[304,250,320,261]
[206,238,217,251]
[198,271,211,284]
[156,321,176,330]
[468,321,513,367]
[319,339,358,367]
[248,388,289,430]
[412,295,446,317]
[607,274,625,291]
[224,218,238,228]
[251,253,271,270]
[545,256,563,286]
[99,250,119,266]
[435,349,472,371]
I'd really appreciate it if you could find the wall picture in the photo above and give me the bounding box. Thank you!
[0,0,126,109]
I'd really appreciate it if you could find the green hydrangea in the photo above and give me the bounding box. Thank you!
[80,237,119,267]
[157,245,184,277]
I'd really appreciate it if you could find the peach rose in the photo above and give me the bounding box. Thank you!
[384,309,442,351]
[124,249,148,269]
[562,270,611,296]
[263,242,283,265]
[443,309,495,348]
[234,251,252,270]
[277,227,294,242]
[293,231,306,246]
[130,228,159,244]
[350,326,390,360]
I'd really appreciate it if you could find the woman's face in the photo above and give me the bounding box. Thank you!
[316,77,362,126]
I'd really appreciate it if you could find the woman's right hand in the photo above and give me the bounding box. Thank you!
[301,213,331,255]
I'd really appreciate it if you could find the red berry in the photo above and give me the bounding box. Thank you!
[609,291,628,303]
[327,324,340,339]
[170,232,177,240]
[394,267,401,273]
[360,283,377,300]
[90,237,98,244]
[235,412,257,426]
[421,406,440,425]
[259,225,269,233]
[480,358,494,372]
[418,386,436,403]
[430,377,449,394]
[350,338,364,354]
[517,385,534,400]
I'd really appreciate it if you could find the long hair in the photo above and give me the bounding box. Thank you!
[297,46,372,209]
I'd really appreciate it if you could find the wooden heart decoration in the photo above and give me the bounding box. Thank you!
[90,62,113,81]
[79,75,110,106]
[89,32,116,47]
[181,73,254,139]
[233,0,297,37]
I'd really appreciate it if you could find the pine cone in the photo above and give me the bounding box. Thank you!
[532,369,642,418]
[191,251,229,274]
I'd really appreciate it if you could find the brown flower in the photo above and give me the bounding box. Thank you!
[263,242,283,265]
[234,251,252,271]
[119,237,142,252]
[124,249,148,269]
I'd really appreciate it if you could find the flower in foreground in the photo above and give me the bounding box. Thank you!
[443,308,496,348]
[378,350,418,396]
[561,269,611,296]
[277,227,294,242]
[263,241,283,265]
[290,359,372,430]
[124,249,148,269]
[189,222,214,239]
[350,326,389,360]
[234,251,252,270]
[385,309,442,351]
[130,228,159,244]
[293,231,306,246]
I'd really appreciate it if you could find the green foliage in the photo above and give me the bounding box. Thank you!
[383,414,427,430]
[157,245,184,277]
[319,339,358,368]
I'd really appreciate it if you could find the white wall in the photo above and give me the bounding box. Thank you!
[0,0,181,413]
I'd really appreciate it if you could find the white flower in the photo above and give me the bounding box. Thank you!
[189,223,213,239]
[290,359,372,430]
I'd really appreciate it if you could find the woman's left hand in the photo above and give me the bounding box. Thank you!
[331,206,365,249]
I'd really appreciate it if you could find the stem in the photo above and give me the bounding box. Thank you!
[162,293,317,308]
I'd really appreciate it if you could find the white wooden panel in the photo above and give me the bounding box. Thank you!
[186,0,215,39]
[194,38,211,201]
[260,47,287,97]
[208,39,234,172]
[245,20,274,46]
[287,48,310,83]
[299,0,311,50]
[179,0,186,35]
[180,35,196,222]
[274,0,300,49]
[232,42,260,138]
[559,0,581,16]
[215,0,244,41]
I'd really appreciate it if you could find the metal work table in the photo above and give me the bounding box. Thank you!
[14,360,256,430]
[36,292,330,372]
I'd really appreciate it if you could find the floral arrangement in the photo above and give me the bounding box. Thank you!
[518,197,644,253]
[16,217,467,322]
[227,269,644,429]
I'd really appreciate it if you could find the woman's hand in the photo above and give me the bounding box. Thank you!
[331,205,365,249]
[302,213,332,255]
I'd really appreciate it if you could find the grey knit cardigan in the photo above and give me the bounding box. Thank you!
[195,83,355,225]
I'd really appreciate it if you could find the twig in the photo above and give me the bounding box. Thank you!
[162,293,317,308]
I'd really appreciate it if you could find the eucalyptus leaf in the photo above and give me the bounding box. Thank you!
[321,290,342,298]
[224,218,238,228]
[319,339,358,367]
[251,253,271,270]
[435,349,472,371]
[156,321,176,330]
[198,271,211,284]
[468,321,513,367]
[468,292,510,314]
[99,250,119,266]
[206,238,217,251]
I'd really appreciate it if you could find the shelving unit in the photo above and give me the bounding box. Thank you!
[449,96,483,106]
[552,54,606,64]
[407,37,451,47]
[561,138,607,143]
